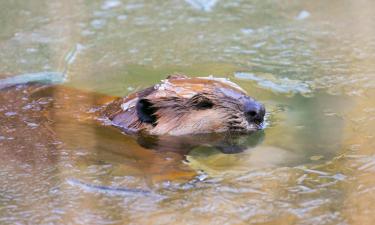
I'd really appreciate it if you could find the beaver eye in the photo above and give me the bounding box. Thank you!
[190,94,214,110]
[136,98,157,125]
[195,99,213,109]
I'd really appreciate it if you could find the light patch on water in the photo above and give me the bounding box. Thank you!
[117,15,128,21]
[357,155,375,171]
[296,10,310,20]
[13,31,55,44]
[101,0,121,10]
[81,29,95,36]
[252,41,266,48]
[234,72,311,95]
[93,10,113,18]
[185,0,219,12]
[26,48,38,53]
[25,122,39,128]
[296,167,330,176]
[90,19,107,29]
[4,111,17,117]
[125,3,144,10]
[241,28,255,35]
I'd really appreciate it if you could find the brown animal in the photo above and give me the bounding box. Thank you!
[0,74,265,186]
[102,74,265,136]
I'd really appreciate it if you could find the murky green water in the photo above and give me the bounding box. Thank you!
[1,0,375,224]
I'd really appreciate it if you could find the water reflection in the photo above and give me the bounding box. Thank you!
[137,131,264,155]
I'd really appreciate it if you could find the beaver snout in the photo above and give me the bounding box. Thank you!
[244,99,266,124]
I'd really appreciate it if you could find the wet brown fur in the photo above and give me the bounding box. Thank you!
[102,74,264,136]
[0,75,265,184]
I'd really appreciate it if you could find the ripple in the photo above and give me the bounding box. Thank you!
[234,72,312,95]
[0,72,65,89]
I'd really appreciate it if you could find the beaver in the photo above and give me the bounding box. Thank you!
[0,74,266,191]
[102,74,265,136]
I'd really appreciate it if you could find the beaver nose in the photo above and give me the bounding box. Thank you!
[244,100,265,124]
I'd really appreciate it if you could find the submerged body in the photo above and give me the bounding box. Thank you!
[0,74,265,182]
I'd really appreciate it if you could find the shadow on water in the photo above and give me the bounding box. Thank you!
[136,131,265,155]
[65,129,265,196]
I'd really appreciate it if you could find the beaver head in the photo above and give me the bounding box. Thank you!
[103,75,265,136]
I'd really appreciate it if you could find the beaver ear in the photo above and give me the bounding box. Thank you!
[189,94,214,110]
[136,98,157,125]
[166,74,188,80]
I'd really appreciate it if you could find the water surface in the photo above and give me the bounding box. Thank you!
[1,0,374,224]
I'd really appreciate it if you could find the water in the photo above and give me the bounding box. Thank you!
[0,0,374,224]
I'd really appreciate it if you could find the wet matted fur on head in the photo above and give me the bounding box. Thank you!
[103,74,265,136]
